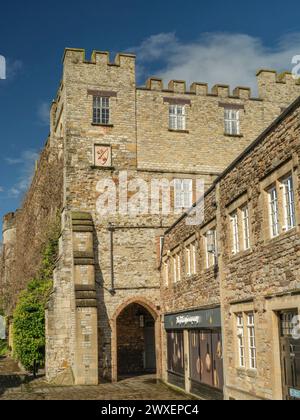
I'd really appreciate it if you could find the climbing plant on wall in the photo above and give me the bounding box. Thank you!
[12,218,60,375]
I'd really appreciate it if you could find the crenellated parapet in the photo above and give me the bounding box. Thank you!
[62,48,136,69]
[143,77,255,100]
[256,69,300,100]
[143,69,300,101]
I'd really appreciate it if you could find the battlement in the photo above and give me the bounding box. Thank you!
[256,69,300,85]
[143,77,254,100]
[142,68,300,100]
[62,48,136,69]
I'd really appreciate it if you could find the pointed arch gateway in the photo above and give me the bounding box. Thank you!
[111,297,161,382]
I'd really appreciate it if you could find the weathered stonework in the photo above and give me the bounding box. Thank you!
[1,47,300,388]
[161,97,300,400]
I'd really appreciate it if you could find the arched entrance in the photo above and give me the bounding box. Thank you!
[111,298,161,382]
[117,303,156,377]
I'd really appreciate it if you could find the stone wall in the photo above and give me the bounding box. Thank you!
[2,47,300,387]
[161,97,300,400]
[0,136,64,315]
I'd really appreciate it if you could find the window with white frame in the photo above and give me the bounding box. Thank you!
[236,312,257,370]
[237,314,245,368]
[224,108,240,135]
[185,246,191,276]
[185,241,197,276]
[264,169,297,239]
[205,229,217,268]
[241,205,250,250]
[247,313,257,369]
[172,252,181,283]
[229,202,252,255]
[268,186,280,238]
[282,175,296,231]
[230,212,240,255]
[93,96,110,125]
[176,254,181,282]
[169,105,186,130]
[173,256,177,283]
[174,179,193,209]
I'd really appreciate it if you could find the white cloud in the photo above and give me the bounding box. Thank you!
[131,32,300,93]
[5,150,39,198]
[37,101,50,126]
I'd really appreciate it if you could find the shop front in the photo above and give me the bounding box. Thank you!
[164,307,224,399]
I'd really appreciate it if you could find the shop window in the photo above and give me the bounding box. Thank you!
[189,330,224,390]
[167,331,185,377]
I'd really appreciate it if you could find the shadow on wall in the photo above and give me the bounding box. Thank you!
[93,226,112,382]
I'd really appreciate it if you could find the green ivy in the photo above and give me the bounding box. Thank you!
[12,219,60,374]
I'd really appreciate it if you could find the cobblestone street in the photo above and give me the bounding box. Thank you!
[0,357,190,400]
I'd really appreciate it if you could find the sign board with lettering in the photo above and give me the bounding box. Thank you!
[164,307,221,330]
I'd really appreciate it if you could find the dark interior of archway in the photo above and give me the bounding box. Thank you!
[117,303,156,377]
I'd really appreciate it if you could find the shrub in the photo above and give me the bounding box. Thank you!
[12,219,60,375]
[13,279,52,373]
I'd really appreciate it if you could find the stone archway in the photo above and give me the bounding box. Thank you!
[111,298,161,382]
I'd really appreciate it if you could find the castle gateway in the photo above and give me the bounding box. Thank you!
[1,48,300,388]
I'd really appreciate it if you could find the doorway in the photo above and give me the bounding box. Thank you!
[116,303,156,377]
[279,310,300,400]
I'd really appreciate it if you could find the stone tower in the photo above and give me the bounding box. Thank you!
[1,48,300,385]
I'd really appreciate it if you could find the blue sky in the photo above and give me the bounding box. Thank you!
[0,0,300,234]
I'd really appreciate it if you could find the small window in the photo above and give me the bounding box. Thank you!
[224,109,240,135]
[247,313,257,369]
[176,254,181,282]
[268,186,280,238]
[241,206,250,250]
[93,96,110,125]
[173,257,177,283]
[237,314,245,368]
[185,242,197,276]
[185,246,191,276]
[282,175,296,231]
[169,105,186,130]
[174,179,193,209]
[230,212,239,254]
[172,253,181,283]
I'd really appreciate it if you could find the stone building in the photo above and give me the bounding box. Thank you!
[161,96,300,400]
[1,47,300,387]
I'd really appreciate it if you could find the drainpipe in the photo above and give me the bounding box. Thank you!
[108,223,116,295]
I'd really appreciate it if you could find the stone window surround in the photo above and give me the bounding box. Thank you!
[164,97,191,133]
[229,301,258,376]
[219,102,245,137]
[88,89,117,127]
[183,234,198,277]
[265,295,300,400]
[260,158,299,243]
[226,192,252,259]
[165,246,182,285]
